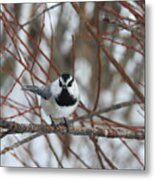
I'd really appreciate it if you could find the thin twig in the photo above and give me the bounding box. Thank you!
[71,2,144,103]
[0,133,41,155]
[21,3,63,27]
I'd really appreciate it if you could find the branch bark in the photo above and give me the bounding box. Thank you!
[0,119,144,140]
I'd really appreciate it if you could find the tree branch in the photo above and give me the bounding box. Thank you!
[0,119,144,140]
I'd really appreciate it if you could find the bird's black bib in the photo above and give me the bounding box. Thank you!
[55,89,77,106]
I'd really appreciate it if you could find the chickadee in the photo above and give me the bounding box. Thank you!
[22,73,80,131]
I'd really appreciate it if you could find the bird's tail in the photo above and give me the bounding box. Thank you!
[22,85,50,99]
[22,85,43,96]
[22,85,39,93]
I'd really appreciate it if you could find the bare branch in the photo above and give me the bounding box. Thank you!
[71,2,145,103]
[0,119,144,140]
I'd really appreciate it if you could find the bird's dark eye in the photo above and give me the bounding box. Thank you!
[68,82,72,87]
[68,78,74,87]
[59,80,62,87]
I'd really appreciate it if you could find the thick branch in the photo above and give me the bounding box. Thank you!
[0,119,144,140]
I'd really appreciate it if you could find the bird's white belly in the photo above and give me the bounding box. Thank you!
[41,97,78,119]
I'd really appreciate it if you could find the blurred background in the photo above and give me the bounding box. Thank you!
[0,1,145,169]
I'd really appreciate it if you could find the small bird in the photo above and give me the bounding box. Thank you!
[22,73,80,131]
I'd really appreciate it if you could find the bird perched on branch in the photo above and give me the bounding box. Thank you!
[22,73,80,132]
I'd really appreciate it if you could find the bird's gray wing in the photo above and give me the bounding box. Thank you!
[22,84,52,100]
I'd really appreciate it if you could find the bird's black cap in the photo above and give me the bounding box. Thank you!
[61,73,71,82]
